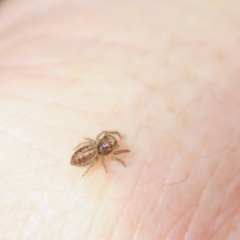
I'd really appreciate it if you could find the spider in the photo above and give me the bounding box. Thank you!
[71,131,130,176]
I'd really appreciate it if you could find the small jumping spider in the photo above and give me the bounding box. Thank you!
[71,131,130,176]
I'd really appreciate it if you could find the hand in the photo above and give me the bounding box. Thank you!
[0,0,239,239]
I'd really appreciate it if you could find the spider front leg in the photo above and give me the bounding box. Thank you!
[96,130,107,141]
[97,131,122,141]
[107,131,122,139]
[100,155,108,173]
[113,149,130,155]
[110,156,126,167]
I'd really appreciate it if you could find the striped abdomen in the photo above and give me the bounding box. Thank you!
[71,144,98,166]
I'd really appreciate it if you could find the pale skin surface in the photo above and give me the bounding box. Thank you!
[0,0,240,239]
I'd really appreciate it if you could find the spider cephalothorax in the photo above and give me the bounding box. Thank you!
[98,134,118,155]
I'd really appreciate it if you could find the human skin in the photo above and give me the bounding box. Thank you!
[0,0,240,239]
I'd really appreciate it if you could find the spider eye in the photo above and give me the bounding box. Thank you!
[101,142,110,149]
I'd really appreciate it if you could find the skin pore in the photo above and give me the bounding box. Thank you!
[0,0,240,239]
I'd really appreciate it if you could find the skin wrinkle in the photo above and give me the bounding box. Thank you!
[167,90,196,119]
[1,90,60,105]
[172,142,233,236]
[129,154,162,240]
[49,98,108,117]
[72,205,99,239]
[0,17,147,57]
[106,131,147,239]
[81,44,107,74]
[163,79,186,92]
[134,90,163,115]
[189,0,240,24]
[0,111,16,120]
[49,205,77,225]
[176,82,214,118]
[89,177,131,239]
[0,110,84,169]
[131,75,155,90]
[81,176,115,240]
[6,30,145,74]
[131,196,155,240]
[43,160,65,201]
[184,154,228,239]
[177,116,229,163]
[224,205,240,240]
[108,153,148,240]
[209,190,236,239]
[213,171,240,239]
[0,65,76,82]
[214,203,239,240]
[1,29,144,77]
[212,91,226,106]
[14,112,76,138]
[94,193,124,239]
[0,114,54,146]
[112,190,137,240]
[219,171,240,211]
[0,128,60,163]
[0,2,64,40]
[161,137,190,187]
[26,194,62,239]
[138,155,188,189]
[201,140,231,159]
[17,168,67,209]
[35,184,89,200]
[153,147,178,239]
[165,205,194,239]
[169,135,234,228]
[0,160,61,179]
[17,204,35,240]
[2,32,109,67]
[1,88,106,121]
[141,82,234,239]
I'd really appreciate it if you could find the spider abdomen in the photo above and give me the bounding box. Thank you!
[71,145,98,166]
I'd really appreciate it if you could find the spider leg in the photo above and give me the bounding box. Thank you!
[106,131,122,139]
[110,156,126,167]
[96,130,107,141]
[113,145,119,151]
[100,155,108,173]
[97,131,122,141]
[82,158,98,177]
[74,141,91,150]
[113,149,130,155]
[84,138,97,145]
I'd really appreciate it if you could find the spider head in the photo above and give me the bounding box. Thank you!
[98,134,118,155]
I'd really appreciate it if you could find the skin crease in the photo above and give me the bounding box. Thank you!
[0,0,240,239]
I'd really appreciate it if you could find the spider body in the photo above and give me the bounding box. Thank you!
[71,131,130,176]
